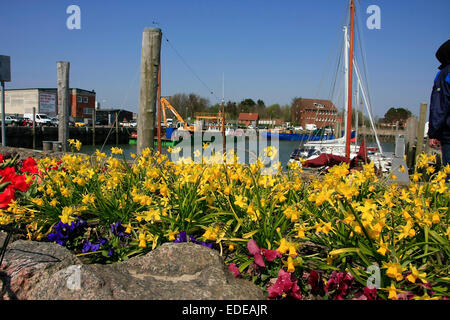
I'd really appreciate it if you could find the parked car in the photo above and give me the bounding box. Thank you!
[0,115,17,125]
[121,120,137,128]
[23,113,52,126]
[4,115,17,125]
[14,117,33,126]
[50,117,58,126]
[294,126,303,131]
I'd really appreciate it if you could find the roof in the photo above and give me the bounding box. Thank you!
[5,88,95,93]
[96,108,133,113]
[238,113,259,121]
[294,98,337,111]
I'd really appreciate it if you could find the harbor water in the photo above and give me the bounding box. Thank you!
[81,139,395,168]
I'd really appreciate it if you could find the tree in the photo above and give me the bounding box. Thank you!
[167,93,210,119]
[238,98,257,113]
[266,104,281,119]
[383,107,412,124]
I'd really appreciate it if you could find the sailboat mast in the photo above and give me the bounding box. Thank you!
[222,73,226,154]
[345,0,355,158]
[343,26,349,142]
[355,81,359,147]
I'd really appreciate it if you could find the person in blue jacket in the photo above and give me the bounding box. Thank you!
[428,39,450,168]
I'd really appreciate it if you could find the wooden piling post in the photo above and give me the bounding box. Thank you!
[92,108,96,146]
[57,61,70,152]
[32,107,36,149]
[415,103,428,158]
[405,116,418,168]
[157,64,161,153]
[115,111,119,146]
[137,27,162,155]
[0,81,5,147]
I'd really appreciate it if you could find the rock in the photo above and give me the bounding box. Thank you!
[0,230,23,247]
[1,240,81,300]
[0,231,6,245]
[2,241,266,300]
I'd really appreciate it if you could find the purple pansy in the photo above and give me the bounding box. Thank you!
[47,219,86,246]
[110,222,129,238]
[173,231,213,248]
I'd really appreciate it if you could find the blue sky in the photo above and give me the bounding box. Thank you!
[1,0,449,118]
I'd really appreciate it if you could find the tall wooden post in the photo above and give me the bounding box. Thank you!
[1,81,5,147]
[32,107,36,149]
[92,108,96,146]
[137,27,162,155]
[115,111,119,146]
[57,61,70,152]
[157,63,161,153]
[416,103,428,157]
[0,55,10,147]
[405,116,418,168]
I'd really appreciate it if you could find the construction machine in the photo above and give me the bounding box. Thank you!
[160,97,194,132]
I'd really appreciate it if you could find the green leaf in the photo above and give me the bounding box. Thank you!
[238,260,253,273]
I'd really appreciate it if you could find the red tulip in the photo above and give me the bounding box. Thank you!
[0,185,15,208]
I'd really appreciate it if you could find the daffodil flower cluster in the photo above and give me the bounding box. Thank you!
[1,144,448,300]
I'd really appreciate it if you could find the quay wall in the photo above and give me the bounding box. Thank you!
[0,126,135,149]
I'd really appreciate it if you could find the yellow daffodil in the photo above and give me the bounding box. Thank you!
[287,256,295,272]
[111,147,123,155]
[406,264,427,284]
[383,262,406,281]
[413,294,440,300]
[138,233,147,248]
[377,240,389,256]
[387,283,402,300]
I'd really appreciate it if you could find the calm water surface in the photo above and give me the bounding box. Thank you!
[81,139,394,168]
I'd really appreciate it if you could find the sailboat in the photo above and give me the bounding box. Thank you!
[288,0,392,173]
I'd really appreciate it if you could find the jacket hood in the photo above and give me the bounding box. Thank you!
[436,39,450,70]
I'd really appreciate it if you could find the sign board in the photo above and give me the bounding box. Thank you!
[39,92,57,114]
[0,55,11,82]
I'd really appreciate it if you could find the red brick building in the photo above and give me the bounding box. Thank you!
[70,88,96,120]
[291,98,338,129]
[238,113,259,127]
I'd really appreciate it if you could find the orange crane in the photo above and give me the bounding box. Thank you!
[160,97,194,132]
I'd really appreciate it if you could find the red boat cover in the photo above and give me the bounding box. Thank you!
[303,140,369,168]
[303,153,350,168]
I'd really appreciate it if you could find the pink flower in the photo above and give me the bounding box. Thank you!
[247,239,265,267]
[360,286,378,300]
[397,291,416,300]
[325,271,354,300]
[308,270,325,295]
[261,248,281,261]
[228,263,241,278]
[268,269,302,300]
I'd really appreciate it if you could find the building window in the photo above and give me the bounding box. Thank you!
[84,108,93,115]
[77,96,82,103]
[83,97,89,103]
